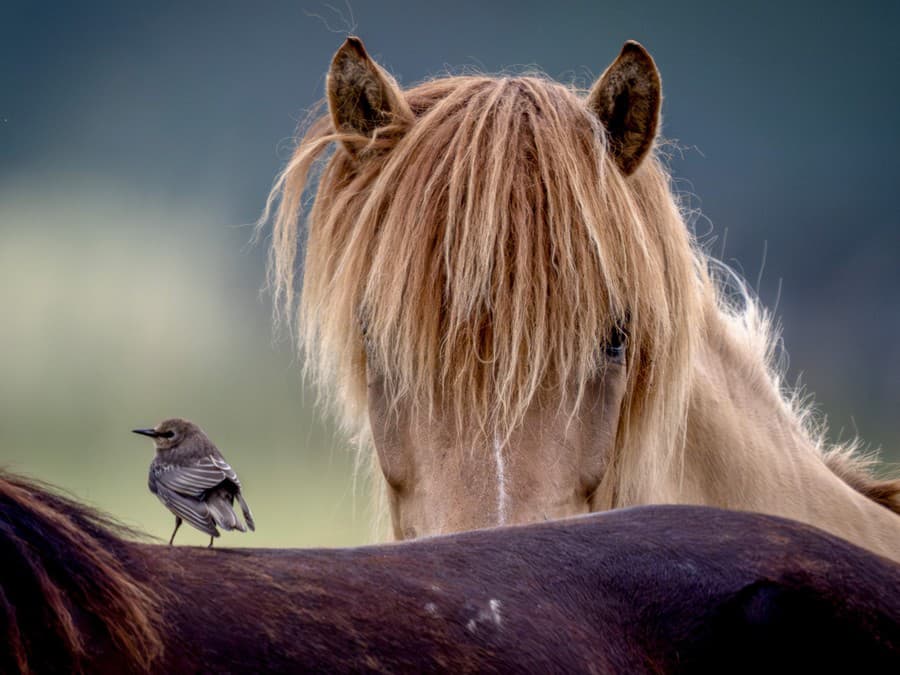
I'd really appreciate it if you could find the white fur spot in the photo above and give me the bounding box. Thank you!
[468,599,503,634]
[425,602,438,616]
[493,436,508,524]
[489,598,502,626]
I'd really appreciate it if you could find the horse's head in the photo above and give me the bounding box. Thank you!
[264,38,700,538]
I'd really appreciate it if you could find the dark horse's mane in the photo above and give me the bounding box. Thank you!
[2,470,900,674]
[0,474,162,673]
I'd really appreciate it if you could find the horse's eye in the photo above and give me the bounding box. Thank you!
[605,325,628,360]
[361,326,374,354]
[358,315,374,352]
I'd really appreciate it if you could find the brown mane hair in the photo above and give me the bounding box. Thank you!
[0,473,163,673]
[260,72,703,502]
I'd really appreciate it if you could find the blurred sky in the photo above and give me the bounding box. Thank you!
[1,1,898,547]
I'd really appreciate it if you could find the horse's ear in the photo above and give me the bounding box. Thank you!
[587,41,661,175]
[327,37,411,156]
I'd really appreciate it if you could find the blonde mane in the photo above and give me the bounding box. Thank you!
[258,64,898,520]
[260,73,706,500]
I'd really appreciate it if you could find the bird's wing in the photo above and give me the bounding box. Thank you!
[155,456,231,499]
[209,454,241,487]
[152,481,218,536]
[209,455,253,530]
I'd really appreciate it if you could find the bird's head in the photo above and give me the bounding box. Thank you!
[132,418,205,452]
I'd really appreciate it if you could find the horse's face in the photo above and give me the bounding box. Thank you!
[368,359,628,538]
[274,38,667,539]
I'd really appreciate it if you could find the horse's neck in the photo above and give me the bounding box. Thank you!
[682,310,811,507]
[679,307,900,561]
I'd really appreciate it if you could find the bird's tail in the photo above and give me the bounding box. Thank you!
[206,492,246,533]
[237,492,255,532]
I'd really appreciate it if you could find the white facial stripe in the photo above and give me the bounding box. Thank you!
[493,435,508,525]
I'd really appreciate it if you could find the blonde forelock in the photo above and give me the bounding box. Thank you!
[260,72,703,494]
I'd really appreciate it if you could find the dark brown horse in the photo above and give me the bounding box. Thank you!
[2,471,899,673]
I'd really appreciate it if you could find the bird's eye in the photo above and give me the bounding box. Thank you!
[605,324,628,361]
[161,431,176,439]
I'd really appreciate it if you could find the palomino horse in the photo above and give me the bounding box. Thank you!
[259,37,900,556]
[2,471,900,673]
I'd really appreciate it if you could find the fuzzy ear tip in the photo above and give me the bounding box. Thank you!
[336,36,368,61]
[344,35,366,56]
[620,40,653,63]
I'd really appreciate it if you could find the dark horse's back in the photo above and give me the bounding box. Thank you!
[1,474,899,673]
[149,506,900,674]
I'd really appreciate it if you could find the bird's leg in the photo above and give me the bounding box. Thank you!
[208,536,214,548]
[169,517,182,546]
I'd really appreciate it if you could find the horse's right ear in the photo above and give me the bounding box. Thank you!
[587,41,661,175]
[327,37,412,157]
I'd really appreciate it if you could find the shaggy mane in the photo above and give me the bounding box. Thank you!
[260,74,703,495]
[259,66,898,514]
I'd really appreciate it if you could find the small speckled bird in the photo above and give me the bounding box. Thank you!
[133,418,255,547]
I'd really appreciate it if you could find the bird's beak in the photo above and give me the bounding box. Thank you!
[132,428,160,438]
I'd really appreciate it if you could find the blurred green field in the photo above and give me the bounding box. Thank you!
[0,178,375,548]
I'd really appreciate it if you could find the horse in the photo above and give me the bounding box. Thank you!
[257,36,900,556]
[3,471,900,673]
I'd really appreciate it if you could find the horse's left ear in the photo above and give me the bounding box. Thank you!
[327,36,412,156]
[587,41,661,175]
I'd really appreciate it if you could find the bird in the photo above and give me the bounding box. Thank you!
[132,418,255,547]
